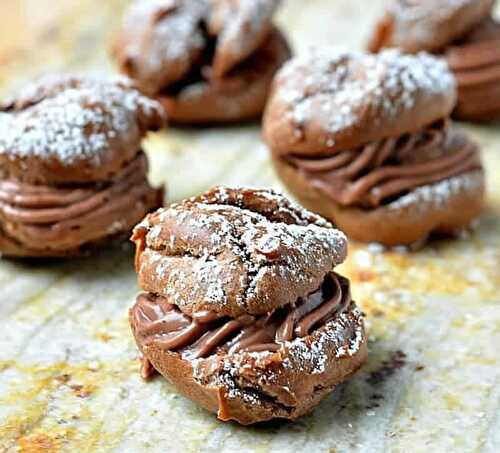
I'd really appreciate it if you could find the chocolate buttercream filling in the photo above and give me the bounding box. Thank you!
[0,152,162,251]
[132,272,351,360]
[286,120,481,208]
[446,20,500,118]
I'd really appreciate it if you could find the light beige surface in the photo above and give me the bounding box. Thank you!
[0,1,500,452]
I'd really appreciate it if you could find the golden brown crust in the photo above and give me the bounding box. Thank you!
[159,29,291,124]
[112,0,290,124]
[263,49,456,156]
[273,155,485,247]
[0,74,166,185]
[130,300,367,425]
[131,186,347,318]
[367,0,495,53]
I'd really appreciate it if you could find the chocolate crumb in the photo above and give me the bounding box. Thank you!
[366,350,407,386]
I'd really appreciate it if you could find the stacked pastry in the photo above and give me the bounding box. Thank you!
[368,0,500,121]
[112,0,291,124]
[263,49,485,246]
[0,75,165,257]
[129,186,367,425]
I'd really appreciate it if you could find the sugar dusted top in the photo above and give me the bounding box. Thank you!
[113,0,281,94]
[210,0,280,77]
[132,186,348,317]
[264,47,457,154]
[116,0,207,93]
[391,0,487,20]
[0,74,165,168]
[280,48,454,134]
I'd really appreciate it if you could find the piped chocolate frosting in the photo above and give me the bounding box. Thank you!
[0,152,162,252]
[131,272,351,360]
[286,120,481,208]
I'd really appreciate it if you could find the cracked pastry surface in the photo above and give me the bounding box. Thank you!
[263,48,485,246]
[129,186,367,425]
[368,0,500,122]
[0,74,165,257]
[112,0,291,123]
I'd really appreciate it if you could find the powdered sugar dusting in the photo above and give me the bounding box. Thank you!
[388,170,484,210]
[124,0,207,73]
[0,75,164,166]
[119,0,280,89]
[138,186,346,314]
[152,204,346,309]
[275,47,455,139]
[190,302,365,407]
[282,304,365,375]
[389,0,491,49]
[213,0,280,66]
[197,185,333,229]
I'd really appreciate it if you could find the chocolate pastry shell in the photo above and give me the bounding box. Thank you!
[159,29,291,125]
[0,74,166,185]
[0,75,166,257]
[263,49,457,157]
[263,49,485,246]
[367,0,495,54]
[367,0,500,123]
[129,186,367,424]
[132,186,347,318]
[112,0,290,124]
[445,17,500,122]
[130,296,367,425]
[272,156,484,247]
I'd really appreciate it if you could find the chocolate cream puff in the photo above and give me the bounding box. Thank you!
[129,186,367,425]
[0,75,165,257]
[112,0,291,124]
[368,0,500,122]
[263,49,485,247]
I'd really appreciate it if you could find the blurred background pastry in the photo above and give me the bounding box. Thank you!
[264,49,485,246]
[0,74,165,257]
[112,0,291,124]
[368,0,500,122]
